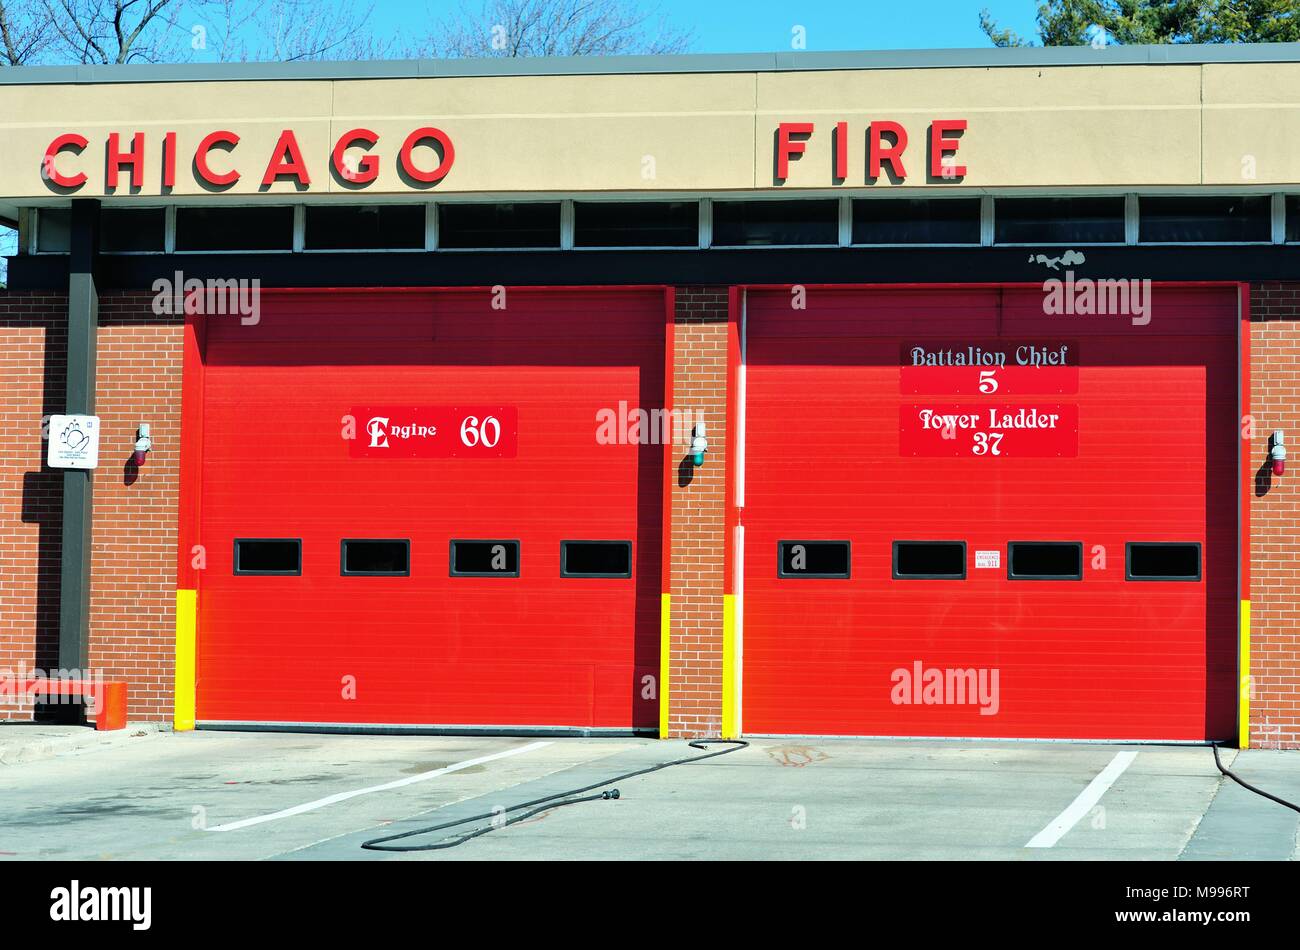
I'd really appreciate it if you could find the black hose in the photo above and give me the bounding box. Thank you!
[1212,742,1300,814]
[361,738,749,852]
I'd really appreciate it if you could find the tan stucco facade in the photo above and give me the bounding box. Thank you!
[1,59,1298,201]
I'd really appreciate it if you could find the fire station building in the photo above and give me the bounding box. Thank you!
[1,44,1298,747]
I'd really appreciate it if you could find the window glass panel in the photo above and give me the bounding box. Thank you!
[561,541,632,578]
[1287,196,1300,243]
[450,540,520,577]
[234,539,301,575]
[852,198,981,245]
[101,207,165,252]
[37,209,71,253]
[1008,542,1082,580]
[994,197,1124,244]
[574,201,698,247]
[893,541,966,579]
[778,541,851,578]
[305,205,424,250]
[341,539,410,576]
[176,206,294,251]
[712,199,838,246]
[438,202,560,249]
[1140,196,1271,243]
[1127,542,1201,581]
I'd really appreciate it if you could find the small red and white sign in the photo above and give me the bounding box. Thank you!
[349,407,517,459]
[899,403,1079,458]
[975,550,1001,569]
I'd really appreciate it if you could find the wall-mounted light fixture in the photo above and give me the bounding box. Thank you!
[1271,430,1286,477]
[691,423,708,467]
[133,423,153,466]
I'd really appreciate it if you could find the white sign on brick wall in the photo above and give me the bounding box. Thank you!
[48,414,100,470]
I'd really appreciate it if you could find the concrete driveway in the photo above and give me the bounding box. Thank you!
[1,727,1297,860]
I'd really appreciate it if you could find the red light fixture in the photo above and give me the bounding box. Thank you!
[133,423,152,466]
[1271,431,1286,477]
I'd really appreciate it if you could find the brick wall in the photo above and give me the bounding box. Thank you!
[0,290,181,723]
[0,293,66,720]
[665,287,730,737]
[1248,281,1300,749]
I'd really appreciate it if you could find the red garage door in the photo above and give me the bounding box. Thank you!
[742,285,1238,740]
[195,288,666,731]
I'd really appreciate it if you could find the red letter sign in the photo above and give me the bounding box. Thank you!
[833,121,848,181]
[262,129,312,186]
[106,132,145,189]
[776,122,814,181]
[398,128,454,184]
[869,121,908,180]
[332,128,379,185]
[43,133,88,189]
[930,119,967,178]
[162,131,177,189]
[195,130,240,186]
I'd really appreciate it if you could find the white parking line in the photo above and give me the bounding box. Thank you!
[206,740,553,832]
[1025,750,1138,848]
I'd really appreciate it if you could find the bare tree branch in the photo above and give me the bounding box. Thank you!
[0,0,53,64]
[416,0,693,58]
[41,0,185,64]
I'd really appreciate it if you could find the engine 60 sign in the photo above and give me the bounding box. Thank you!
[900,404,1079,458]
[349,407,517,459]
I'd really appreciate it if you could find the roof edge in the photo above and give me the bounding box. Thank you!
[2,42,1300,85]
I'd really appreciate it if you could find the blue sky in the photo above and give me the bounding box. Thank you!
[371,1,1043,53]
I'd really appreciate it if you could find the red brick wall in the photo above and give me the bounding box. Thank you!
[0,290,181,723]
[664,287,730,738]
[89,294,182,721]
[0,293,66,720]
[1248,282,1300,749]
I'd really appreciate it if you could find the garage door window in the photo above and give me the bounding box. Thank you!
[1008,542,1083,580]
[341,539,410,576]
[450,540,520,577]
[561,541,632,578]
[234,538,301,575]
[778,541,851,578]
[892,541,965,579]
[1126,542,1201,581]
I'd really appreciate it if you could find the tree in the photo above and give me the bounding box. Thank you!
[980,0,1300,47]
[194,0,389,63]
[421,0,692,58]
[42,0,187,64]
[0,0,52,64]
